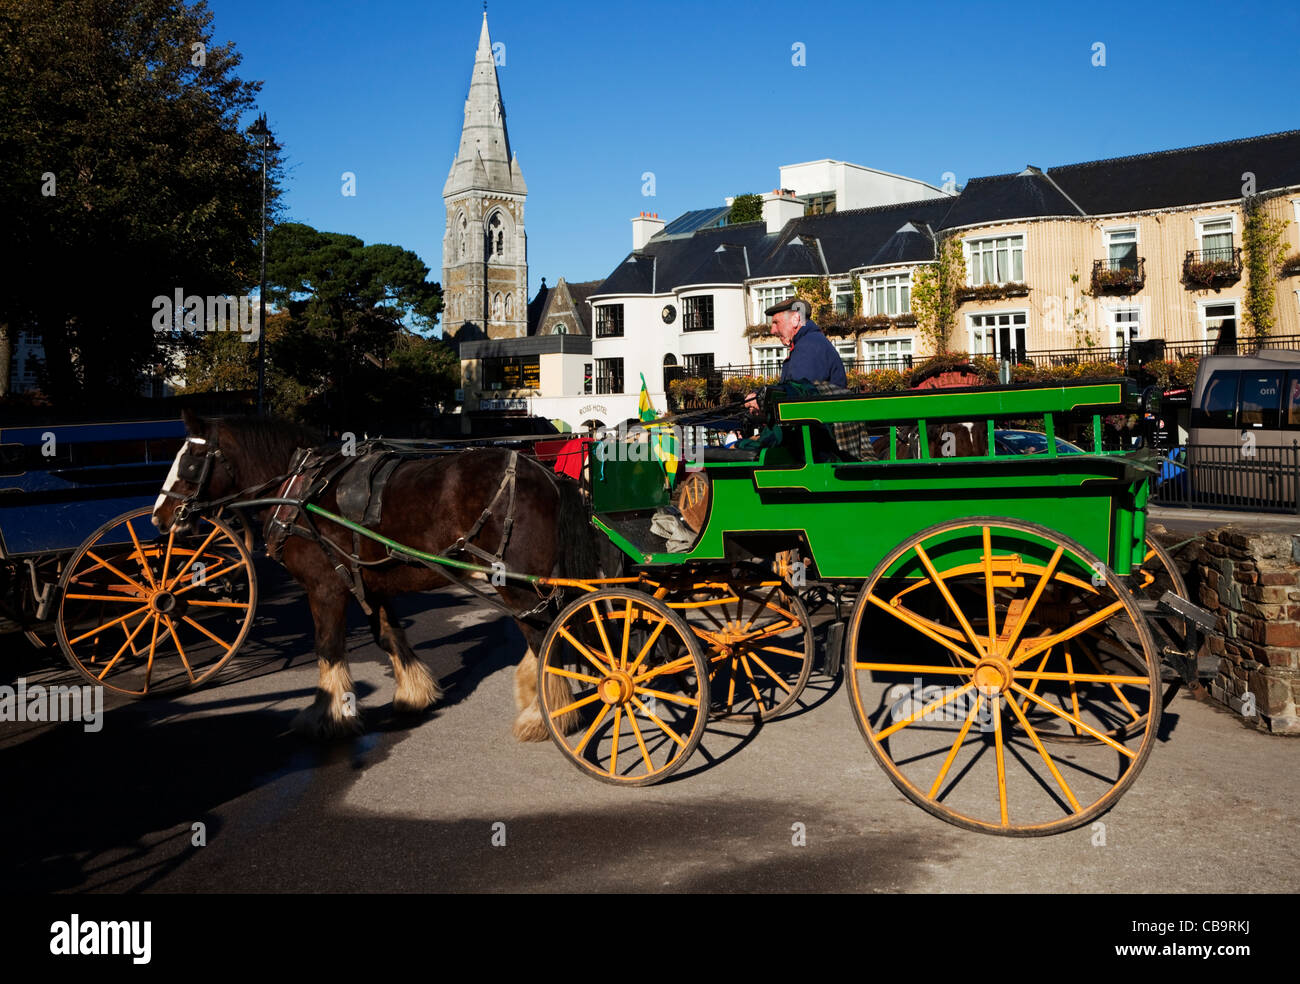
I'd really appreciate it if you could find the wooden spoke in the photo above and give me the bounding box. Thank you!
[588,600,616,665]
[550,691,603,720]
[876,683,975,742]
[1012,684,1138,759]
[1012,600,1126,668]
[983,527,998,655]
[1005,695,1081,813]
[928,694,983,799]
[993,695,1008,826]
[83,551,150,597]
[913,542,987,659]
[867,594,979,666]
[163,525,221,590]
[557,625,614,675]
[627,708,654,773]
[544,665,602,685]
[999,546,1063,661]
[855,662,973,676]
[608,707,622,777]
[125,520,158,590]
[743,650,794,694]
[67,605,150,645]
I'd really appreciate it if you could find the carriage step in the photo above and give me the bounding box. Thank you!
[823,620,846,677]
[1137,591,1218,634]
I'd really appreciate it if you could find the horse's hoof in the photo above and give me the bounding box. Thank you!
[512,707,552,743]
[393,673,443,714]
[392,693,439,715]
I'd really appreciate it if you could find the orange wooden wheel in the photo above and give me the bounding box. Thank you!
[846,518,1160,836]
[538,589,708,785]
[667,579,814,721]
[56,507,258,697]
[673,472,711,533]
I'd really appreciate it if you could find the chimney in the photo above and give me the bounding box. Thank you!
[762,189,804,234]
[631,211,665,250]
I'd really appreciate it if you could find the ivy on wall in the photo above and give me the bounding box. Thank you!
[1242,194,1291,340]
[910,236,964,355]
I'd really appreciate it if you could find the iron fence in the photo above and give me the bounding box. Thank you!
[1151,441,1300,514]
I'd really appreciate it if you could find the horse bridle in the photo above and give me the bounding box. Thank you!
[160,436,239,524]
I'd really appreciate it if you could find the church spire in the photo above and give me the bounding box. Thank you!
[444,11,523,197]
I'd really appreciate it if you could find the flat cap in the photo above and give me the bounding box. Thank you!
[765,296,810,318]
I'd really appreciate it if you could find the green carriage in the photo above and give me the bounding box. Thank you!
[535,377,1197,836]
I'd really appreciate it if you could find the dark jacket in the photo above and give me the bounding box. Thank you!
[780,321,847,388]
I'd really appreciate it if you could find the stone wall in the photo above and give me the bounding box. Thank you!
[1190,527,1300,734]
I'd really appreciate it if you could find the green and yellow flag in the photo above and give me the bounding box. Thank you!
[639,373,678,481]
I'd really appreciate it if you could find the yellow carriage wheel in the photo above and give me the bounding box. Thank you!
[538,588,708,786]
[667,579,814,721]
[845,517,1160,836]
[56,507,258,698]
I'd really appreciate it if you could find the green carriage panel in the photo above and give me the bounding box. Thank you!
[591,378,1155,581]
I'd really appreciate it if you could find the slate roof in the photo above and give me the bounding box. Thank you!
[772,199,954,272]
[937,167,1083,229]
[564,280,602,333]
[526,280,551,334]
[1046,130,1300,215]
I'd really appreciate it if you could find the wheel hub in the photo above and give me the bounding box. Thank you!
[973,657,1012,696]
[598,670,635,705]
[149,590,180,615]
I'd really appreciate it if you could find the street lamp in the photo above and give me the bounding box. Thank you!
[248,113,272,415]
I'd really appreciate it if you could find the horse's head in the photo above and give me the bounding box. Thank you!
[153,410,240,533]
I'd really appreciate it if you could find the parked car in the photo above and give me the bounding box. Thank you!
[992,429,1085,455]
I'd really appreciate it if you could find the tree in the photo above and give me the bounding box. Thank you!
[728,193,763,225]
[0,0,281,407]
[262,223,444,430]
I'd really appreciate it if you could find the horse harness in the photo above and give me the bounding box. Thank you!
[263,440,557,621]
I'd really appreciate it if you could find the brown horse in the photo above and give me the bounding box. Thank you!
[152,411,602,740]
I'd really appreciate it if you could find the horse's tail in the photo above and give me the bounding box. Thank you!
[553,474,602,579]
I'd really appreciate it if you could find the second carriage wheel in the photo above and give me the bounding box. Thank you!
[537,589,709,786]
[666,578,814,721]
[56,507,258,697]
[845,517,1161,836]
[1137,534,1189,603]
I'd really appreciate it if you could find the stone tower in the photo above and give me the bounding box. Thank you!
[442,12,528,344]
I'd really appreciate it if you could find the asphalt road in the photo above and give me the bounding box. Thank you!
[2,551,1297,894]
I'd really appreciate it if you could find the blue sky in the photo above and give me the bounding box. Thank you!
[207,0,1298,335]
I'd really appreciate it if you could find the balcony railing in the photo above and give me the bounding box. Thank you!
[1183,247,1242,288]
[1091,257,1145,294]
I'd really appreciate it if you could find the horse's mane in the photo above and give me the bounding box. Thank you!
[215,415,323,481]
